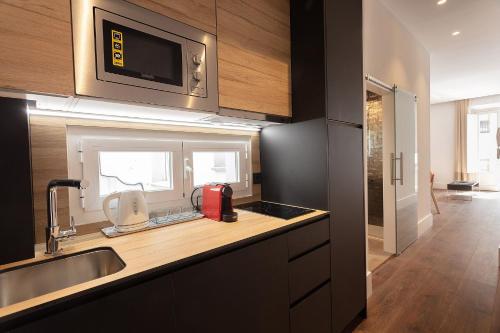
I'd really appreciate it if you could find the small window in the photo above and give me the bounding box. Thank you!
[480,120,490,133]
[183,141,249,194]
[192,151,240,186]
[66,127,252,224]
[78,137,184,215]
[98,151,173,196]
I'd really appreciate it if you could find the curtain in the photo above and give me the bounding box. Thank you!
[455,99,476,181]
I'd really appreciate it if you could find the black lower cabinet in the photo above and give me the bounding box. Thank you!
[328,122,366,332]
[290,283,331,333]
[172,235,290,333]
[288,244,330,304]
[6,219,329,333]
[11,274,176,333]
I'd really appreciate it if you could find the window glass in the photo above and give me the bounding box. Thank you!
[479,119,490,133]
[99,151,173,196]
[192,151,240,186]
[480,159,490,172]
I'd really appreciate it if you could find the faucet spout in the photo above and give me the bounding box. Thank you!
[46,179,88,254]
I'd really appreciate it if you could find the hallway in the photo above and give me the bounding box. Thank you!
[356,191,500,332]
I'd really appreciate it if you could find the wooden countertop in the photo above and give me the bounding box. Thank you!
[0,209,328,319]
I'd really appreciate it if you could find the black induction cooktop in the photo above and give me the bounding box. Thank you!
[235,201,314,220]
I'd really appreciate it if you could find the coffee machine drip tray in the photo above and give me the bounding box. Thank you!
[235,201,314,220]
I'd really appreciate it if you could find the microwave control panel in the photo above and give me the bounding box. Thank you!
[187,40,207,98]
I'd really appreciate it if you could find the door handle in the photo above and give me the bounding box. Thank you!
[399,152,404,185]
[391,153,396,185]
[391,152,404,185]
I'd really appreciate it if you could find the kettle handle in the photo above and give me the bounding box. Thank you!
[102,192,121,224]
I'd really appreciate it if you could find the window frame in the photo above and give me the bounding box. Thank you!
[66,127,253,225]
[81,138,184,212]
[183,141,251,197]
[479,119,490,133]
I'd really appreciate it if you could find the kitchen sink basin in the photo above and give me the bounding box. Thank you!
[0,247,125,308]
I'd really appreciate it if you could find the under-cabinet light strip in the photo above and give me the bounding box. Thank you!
[28,108,261,132]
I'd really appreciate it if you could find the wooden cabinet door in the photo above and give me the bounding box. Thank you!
[328,122,366,333]
[127,0,216,34]
[173,235,290,333]
[11,274,177,333]
[0,1,74,96]
[217,0,291,116]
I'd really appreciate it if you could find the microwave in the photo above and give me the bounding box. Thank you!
[71,0,218,112]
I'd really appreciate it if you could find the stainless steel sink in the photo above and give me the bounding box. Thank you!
[0,247,125,308]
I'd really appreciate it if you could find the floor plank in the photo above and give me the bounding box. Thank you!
[355,191,500,333]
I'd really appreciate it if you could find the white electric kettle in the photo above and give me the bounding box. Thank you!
[103,190,150,232]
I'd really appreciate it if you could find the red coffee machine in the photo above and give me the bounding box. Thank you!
[201,183,238,222]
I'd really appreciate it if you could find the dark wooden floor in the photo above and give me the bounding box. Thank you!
[355,191,500,333]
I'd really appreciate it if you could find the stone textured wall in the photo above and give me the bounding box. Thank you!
[367,92,384,227]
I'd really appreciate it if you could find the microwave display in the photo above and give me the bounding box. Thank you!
[102,20,183,87]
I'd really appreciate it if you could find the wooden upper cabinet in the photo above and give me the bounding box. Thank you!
[0,0,74,96]
[127,0,217,34]
[217,0,291,117]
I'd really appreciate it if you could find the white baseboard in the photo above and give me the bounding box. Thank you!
[366,270,372,298]
[479,185,499,192]
[418,213,433,237]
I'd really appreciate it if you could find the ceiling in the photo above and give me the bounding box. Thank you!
[379,0,500,104]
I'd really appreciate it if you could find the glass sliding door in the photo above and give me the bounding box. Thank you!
[393,88,418,254]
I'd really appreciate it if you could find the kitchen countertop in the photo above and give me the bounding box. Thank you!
[0,209,328,320]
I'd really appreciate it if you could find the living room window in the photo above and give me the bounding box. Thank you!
[479,119,490,133]
[468,111,500,190]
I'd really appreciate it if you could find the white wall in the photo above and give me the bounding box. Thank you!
[364,0,432,227]
[430,102,456,189]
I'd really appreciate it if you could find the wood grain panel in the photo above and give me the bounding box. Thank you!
[217,0,291,116]
[29,115,261,243]
[251,127,261,173]
[30,123,70,244]
[127,0,216,34]
[0,0,74,95]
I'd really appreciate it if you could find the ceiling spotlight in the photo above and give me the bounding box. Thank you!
[437,0,447,5]
[452,31,461,36]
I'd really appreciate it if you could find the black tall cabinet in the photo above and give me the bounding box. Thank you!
[0,97,35,264]
[261,0,366,332]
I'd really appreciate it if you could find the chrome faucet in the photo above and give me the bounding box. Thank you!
[46,179,88,255]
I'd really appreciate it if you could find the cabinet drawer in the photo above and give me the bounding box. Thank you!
[289,244,330,304]
[288,218,329,259]
[290,283,331,333]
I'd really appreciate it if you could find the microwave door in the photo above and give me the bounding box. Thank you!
[94,8,188,95]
